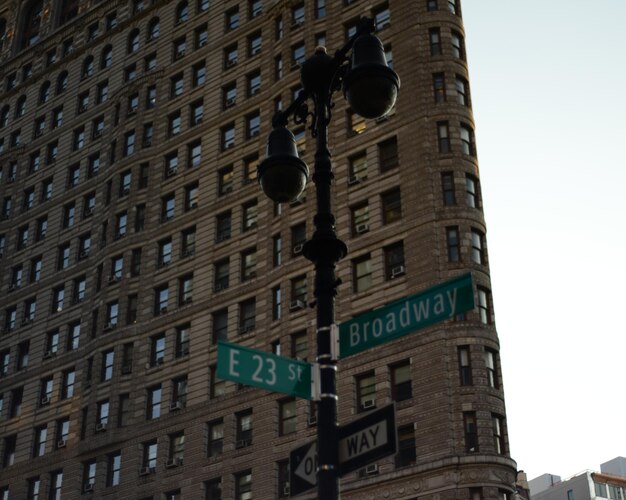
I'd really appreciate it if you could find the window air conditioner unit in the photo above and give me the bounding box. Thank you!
[156,357,165,365]
[307,415,317,426]
[83,483,95,493]
[104,322,117,332]
[290,300,305,312]
[6,176,15,183]
[225,97,236,107]
[166,458,183,468]
[355,223,369,234]
[79,250,90,258]
[121,364,132,375]
[170,400,184,411]
[40,396,51,406]
[391,265,406,278]
[122,186,131,195]
[8,284,16,292]
[239,325,254,334]
[236,439,251,449]
[166,167,178,178]
[226,59,237,69]
[361,399,376,410]
[293,243,304,255]
[365,463,379,474]
[181,297,193,305]
[139,467,154,476]
[95,422,107,432]
[108,275,121,283]
[214,283,224,292]
[348,175,361,185]
[283,485,291,496]
[43,350,56,359]
[57,439,67,448]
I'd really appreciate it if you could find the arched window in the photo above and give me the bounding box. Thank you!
[59,0,79,25]
[82,56,95,78]
[128,29,140,53]
[176,1,189,23]
[21,0,44,49]
[39,81,51,103]
[56,71,69,94]
[147,17,160,41]
[100,45,112,69]
[0,106,10,128]
[15,96,27,118]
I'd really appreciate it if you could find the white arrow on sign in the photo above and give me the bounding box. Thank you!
[295,441,317,485]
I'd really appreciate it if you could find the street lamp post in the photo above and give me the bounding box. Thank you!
[258,17,399,499]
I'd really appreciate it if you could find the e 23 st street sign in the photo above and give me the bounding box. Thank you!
[339,273,475,358]
[217,341,315,400]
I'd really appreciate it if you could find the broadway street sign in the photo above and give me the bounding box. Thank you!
[217,341,315,400]
[339,273,474,358]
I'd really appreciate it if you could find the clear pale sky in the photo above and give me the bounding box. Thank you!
[462,0,626,481]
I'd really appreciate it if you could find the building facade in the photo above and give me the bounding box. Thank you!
[0,0,517,498]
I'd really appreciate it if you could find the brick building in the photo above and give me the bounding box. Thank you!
[0,0,517,498]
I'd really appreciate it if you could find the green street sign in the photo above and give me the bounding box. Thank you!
[217,341,315,400]
[339,273,475,358]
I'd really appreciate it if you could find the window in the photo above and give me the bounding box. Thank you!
[68,322,81,350]
[223,82,237,109]
[239,298,256,333]
[194,23,208,48]
[246,111,261,138]
[279,398,296,435]
[429,28,441,56]
[241,248,257,281]
[169,432,185,464]
[273,234,282,267]
[437,121,450,152]
[466,174,481,208]
[315,0,326,18]
[179,274,193,305]
[82,56,94,78]
[477,287,493,324]
[40,376,54,404]
[242,200,258,231]
[226,7,240,30]
[107,452,122,487]
[485,349,500,388]
[356,372,376,411]
[176,1,189,22]
[224,44,238,69]
[162,193,176,221]
[52,286,65,313]
[147,17,160,40]
[248,32,262,56]
[142,440,158,470]
[492,415,506,454]
[182,226,196,257]
[291,275,307,307]
[73,127,85,150]
[464,411,478,452]
[291,3,304,26]
[348,152,367,183]
[291,223,306,255]
[351,202,369,236]
[441,172,456,206]
[102,350,114,381]
[250,0,263,17]
[391,361,412,401]
[188,140,202,168]
[105,11,117,30]
[154,285,169,315]
[396,425,416,467]
[49,470,63,499]
[471,229,486,264]
[216,211,232,243]
[208,419,224,457]
[2,435,16,467]
[175,324,190,357]
[460,123,476,155]
[374,4,391,31]
[381,188,402,224]
[83,460,97,490]
[292,42,305,66]
[212,309,228,344]
[236,410,252,447]
[271,286,282,321]
[451,31,465,60]
[193,61,206,86]
[427,0,438,10]
[17,341,29,370]
[57,71,69,94]
[378,136,398,171]
[72,276,87,303]
[247,71,261,96]
[214,259,230,291]
[117,394,130,427]
[456,75,470,106]
[169,111,182,136]
[221,124,236,150]
[147,385,162,419]
[457,345,473,385]
[28,477,41,498]
[185,182,199,210]
[446,226,460,262]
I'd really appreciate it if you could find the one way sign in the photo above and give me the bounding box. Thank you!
[289,405,397,496]
[338,404,397,476]
[290,440,317,496]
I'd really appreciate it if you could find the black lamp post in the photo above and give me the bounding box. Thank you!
[258,17,399,499]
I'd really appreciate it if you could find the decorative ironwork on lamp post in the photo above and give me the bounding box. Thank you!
[257,17,399,499]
